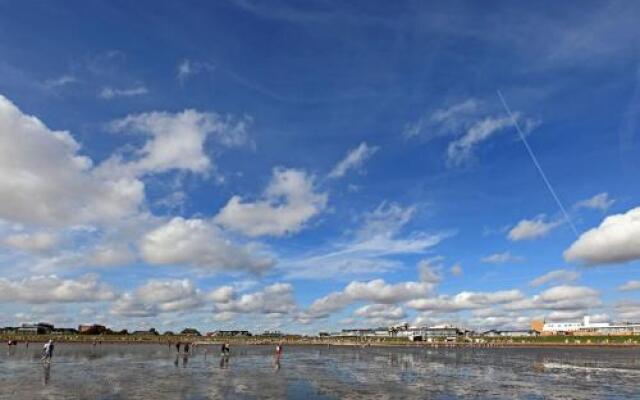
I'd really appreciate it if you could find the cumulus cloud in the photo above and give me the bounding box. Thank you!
[481,251,523,264]
[615,300,640,321]
[407,290,524,313]
[564,206,640,265]
[304,278,433,319]
[111,279,203,317]
[85,243,136,267]
[99,86,148,99]
[505,285,600,311]
[215,167,327,237]
[0,94,144,227]
[354,304,406,320]
[102,109,251,178]
[0,274,116,304]
[3,232,58,253]
[574,192,615,211]
[214,283,297,315]
[619,280,640,292]
[508,215,561,241]
[140,217,274,273]
[530,269,580,287]
[328,142,379,179]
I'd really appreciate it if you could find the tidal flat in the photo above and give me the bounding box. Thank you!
[1,343,639,399]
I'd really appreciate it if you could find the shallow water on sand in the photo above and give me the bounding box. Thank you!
[1,343,639,399]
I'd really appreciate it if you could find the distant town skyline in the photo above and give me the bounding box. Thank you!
[0,1,639,334]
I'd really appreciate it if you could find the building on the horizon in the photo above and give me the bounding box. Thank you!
[326,324,467,341]
[260,330,284,337]
[482,329,539,337]
[535,316,640,336]
[206,330,251,337]
[78,324,107,335]
[17,322,54,335]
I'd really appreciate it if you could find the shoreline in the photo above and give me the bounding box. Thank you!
[3,335,640,349]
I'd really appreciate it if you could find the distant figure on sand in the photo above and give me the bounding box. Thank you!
[221,343,230,356]
[184,343,190,354]
[175,342,181,353]
[275,342,283,357]
[41,340,54,362]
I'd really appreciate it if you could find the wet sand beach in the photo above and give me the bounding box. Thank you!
[1,343,639,399]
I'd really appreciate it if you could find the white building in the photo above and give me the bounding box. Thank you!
[542,316,639,335]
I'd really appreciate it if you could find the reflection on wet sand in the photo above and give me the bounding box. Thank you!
[41,362,50,386]
[1,344,639,399]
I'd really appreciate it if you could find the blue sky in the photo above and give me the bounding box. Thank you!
[0,0,639,333]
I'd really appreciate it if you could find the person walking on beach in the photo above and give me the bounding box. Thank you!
[275,342,283,357]
[175,342,181,353]
[41,339,54,362]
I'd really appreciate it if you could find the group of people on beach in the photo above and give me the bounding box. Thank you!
[7,339,285,365]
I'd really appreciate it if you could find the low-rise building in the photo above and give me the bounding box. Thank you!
[482,329,539,337]
[206,330,250,337]
[18,323,54,335]
[78,324,107,335]
[540,316,640,336]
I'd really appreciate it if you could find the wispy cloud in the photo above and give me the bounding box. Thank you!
[574,192,615,211]
[328,142,379,179]
[508,215,561,241]
[99,86,148,99]
[481,252,523,264]
[42,75,78,89]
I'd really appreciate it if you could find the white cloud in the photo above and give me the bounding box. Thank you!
[481,251,523,264]
[403,99,479,139]
[404,98,537,166]
[111,279,203,317]
[564,206,640,265]
[328,142,379,179]
[283,203,449,280]
[140,217,274,273]
[0,274,116,304]
[508,215,561,241]
[3,232,58,253]
[99,86,148,99]
[619,280,640,292]
[530,269,580,287]
[215,167,327,237]
[417,258,442,287]
[208,286,236,303]
[304,278,433,319]
[505,285,600,311]
[42,75,78,89]
[354,304,406,320]
[446,115,515,166]
[102,109,251,177]
[407,290,524,312]
[574,192,615,211]
[85,243,136,267]
[0,94,145,227]
[615,300,640,321]
[177,59,215,84]
[214,283,297,315]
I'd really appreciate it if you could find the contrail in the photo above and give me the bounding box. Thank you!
[497,90,578,237]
